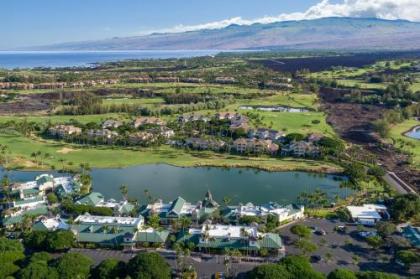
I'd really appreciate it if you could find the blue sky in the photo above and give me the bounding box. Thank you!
[2,0,419,49]
[1,0,319,49]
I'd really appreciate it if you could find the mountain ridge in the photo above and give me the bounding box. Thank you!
[29,17,420,51]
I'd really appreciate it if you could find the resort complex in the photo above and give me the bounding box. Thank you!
[1,174,306,257]
[0,23,419,278]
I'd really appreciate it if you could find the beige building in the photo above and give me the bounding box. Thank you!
[233,138,279,154]
[128,132,156,145]
[48,125,82,138]
[214,77,237,84]
[133,117,165,128]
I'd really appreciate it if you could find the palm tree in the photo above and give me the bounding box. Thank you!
[30,152,37,164]
[41,152,50,168]
[120,184,129,201]
[144,189,153,203]
[223,196,232,207]
[0,145,9,166]
[179,216,192,233]
[1,175,10,201]
[22,215,34,233]
[58,158,66,171]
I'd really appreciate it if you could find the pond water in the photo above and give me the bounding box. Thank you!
[405,126,420,140]
[0,164,349,205]
[239,105,309,113]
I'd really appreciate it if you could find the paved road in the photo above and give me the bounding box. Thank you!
[383,172,417,194]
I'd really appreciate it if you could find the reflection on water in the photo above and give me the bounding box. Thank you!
[239,105,309,113]
[0,164,349,205]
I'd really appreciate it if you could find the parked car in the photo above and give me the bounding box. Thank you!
[358,231,377,238]
[315,229,327,236]
[310,255,322,263]
[310,226,319,232]
[214,272,225,279]
[335,225,347,233]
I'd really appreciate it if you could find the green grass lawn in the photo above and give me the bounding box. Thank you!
[389,119,420,169]
[309,60,413,80]
[244,111,335,136]
[233,93,318,109]
[410,83,420,92]
[102,97,165,106]
[0,132,341,173]
[336,79,387,90]
[111,82,278,95]
[0,84,339,171]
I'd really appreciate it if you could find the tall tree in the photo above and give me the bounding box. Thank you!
[127,252,170,279]
[54,253,93,279]
[119,184,129,201]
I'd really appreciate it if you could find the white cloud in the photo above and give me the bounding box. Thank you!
[142,0,420,35]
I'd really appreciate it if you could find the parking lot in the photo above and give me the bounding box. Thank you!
[278,218,405,275]
[71,218,406,278]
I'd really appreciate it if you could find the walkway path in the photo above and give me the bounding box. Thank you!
[384,171,417,194]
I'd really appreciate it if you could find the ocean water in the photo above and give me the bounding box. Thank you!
[0,50,220,69]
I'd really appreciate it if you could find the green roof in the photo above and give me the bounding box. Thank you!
[177,231,283,251]
[258,233,283,249]
[10,188,41,199]
[23,188,41,196]
[176,231,201,244]
[72,222,135,245]
[119,203,135,215]
[168,197,186,216]
[2,206,49,226]
[76,192,104,206]
[76,232,125,245]
[14,196,45,206]
[72,223,169,245]
[55,185,67,198]
[197,238,251,250]
[136,230,169,243]
[32,221,49,231]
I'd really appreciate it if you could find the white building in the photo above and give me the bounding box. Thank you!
[12,196,46,210]
[33,216,69,231]
[142,197,198,224]
[234,203,304,223]
[347,204,389,226]
[12,174,54,192]
[11,174,80,196]
[95,199,135,216]
[102,119,123,129]
[74,214,144,229]
[200,224,258,240]
[182,224,284,256]
[54,176,81,197]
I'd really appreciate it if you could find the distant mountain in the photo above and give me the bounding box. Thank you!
[32,17,420,51]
